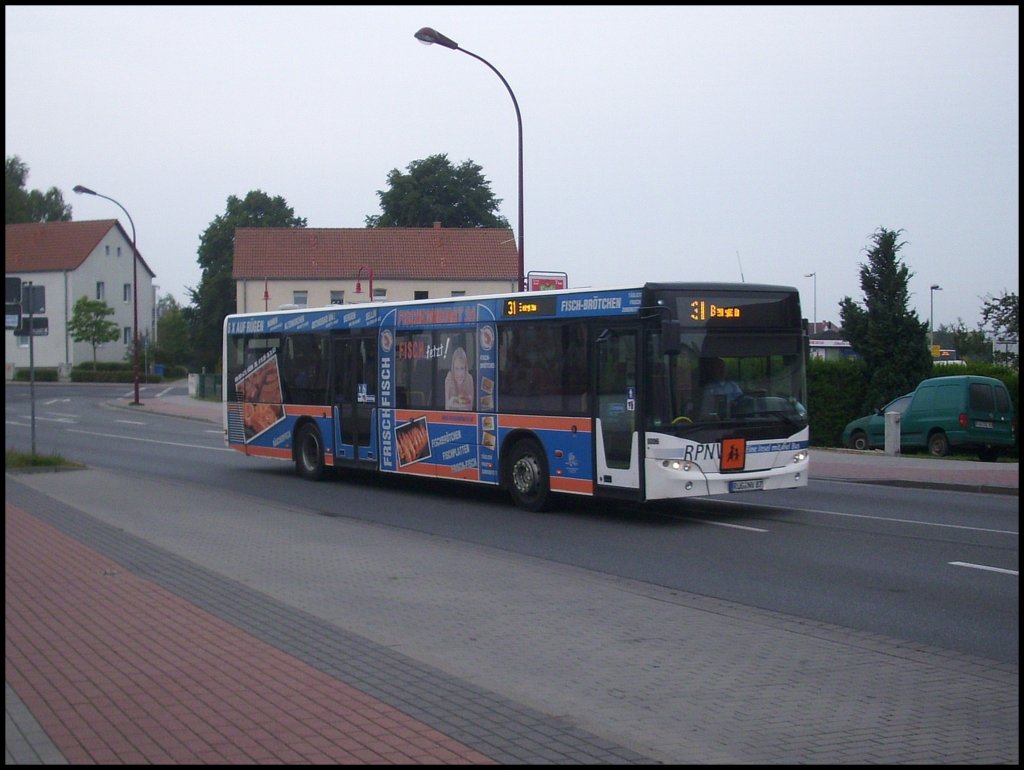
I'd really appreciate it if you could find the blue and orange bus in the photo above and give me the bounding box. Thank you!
[223,282,809,510]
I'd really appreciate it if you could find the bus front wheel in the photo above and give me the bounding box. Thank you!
[296,423,326,480]
[506,439,551,512]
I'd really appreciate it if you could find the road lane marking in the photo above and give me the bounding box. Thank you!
[949,561,1018,576]
[737,500,1018,536]
[67,428,232,452]
[691,519,769,532]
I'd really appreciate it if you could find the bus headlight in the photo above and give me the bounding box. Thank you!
[792,450,808,463]
[663,459,694,472]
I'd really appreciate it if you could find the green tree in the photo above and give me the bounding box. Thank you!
[188,191,306,371]
[5,155,72,224]
[936,320,992,364]
[839,227,932,412]
[980,290,1019,368]
[67,296,119,365]
[365,153,510,228]
[154,294,191,367]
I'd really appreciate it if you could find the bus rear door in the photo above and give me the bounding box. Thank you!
[593,323,642,498]
[331,332,378,465]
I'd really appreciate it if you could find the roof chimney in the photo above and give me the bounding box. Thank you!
[433,221,442,229]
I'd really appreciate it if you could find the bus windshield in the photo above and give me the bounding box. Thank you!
[645,329,808,439]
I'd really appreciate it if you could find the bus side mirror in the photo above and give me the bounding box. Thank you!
[662,319,681,355]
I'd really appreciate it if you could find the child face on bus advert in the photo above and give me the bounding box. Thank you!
[445,346,474,410]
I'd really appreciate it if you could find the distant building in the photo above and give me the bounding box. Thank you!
[6,220,156,377]
[232,223,520,312]
[808,321,857,360]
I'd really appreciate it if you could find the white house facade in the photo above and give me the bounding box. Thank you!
[6,220,156,378]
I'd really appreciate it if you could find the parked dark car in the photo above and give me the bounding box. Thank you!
[842,393,913,452]
[842,375,1015,461]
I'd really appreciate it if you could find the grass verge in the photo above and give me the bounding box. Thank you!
[5,448,84,470]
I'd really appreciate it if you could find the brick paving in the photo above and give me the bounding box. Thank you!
[6,501,495,765]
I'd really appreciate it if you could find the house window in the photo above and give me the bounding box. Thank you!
[123,283,131,302]
[414,291,429,300]
[450,290,466,297]
[117,246,122,257]
[293,290,308,306]
[373,287,386,300]
[96,282,105,300]
[105,245,110,256]
[330,290,345,305]
[123,327,132,345]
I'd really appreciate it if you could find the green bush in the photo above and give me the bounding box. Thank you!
[162,364,189,380]
[69,361,163,383]
[69,368,163,383]
[13,367,59,382]
[806,358,867,446]
[75,361,131,372]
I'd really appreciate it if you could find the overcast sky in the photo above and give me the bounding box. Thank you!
[6,5,1019,331]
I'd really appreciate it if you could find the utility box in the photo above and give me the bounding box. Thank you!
[884,410,901,456]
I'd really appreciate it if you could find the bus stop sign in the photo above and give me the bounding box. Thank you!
[22,284,45,314]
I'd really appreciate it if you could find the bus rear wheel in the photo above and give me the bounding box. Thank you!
[296,423,326,480]
[506,439,551,512]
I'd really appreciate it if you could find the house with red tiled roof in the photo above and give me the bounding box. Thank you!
[5,220,156,376]
[232,224,520,312]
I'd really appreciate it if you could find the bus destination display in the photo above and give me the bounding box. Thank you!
[503,295,557,318]
[675,293,798,328]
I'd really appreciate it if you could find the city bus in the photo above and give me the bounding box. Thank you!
[223,282,809,511]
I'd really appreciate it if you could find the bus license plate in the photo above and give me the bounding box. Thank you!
[729,479,764,492]
[976,420,993,429]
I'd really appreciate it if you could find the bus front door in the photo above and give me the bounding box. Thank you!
[331,333,378,465]
[594,324,642,497]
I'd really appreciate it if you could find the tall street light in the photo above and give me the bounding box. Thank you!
[929,284,942,352]
[415,26,525,291]
[804,272,817,331]
[73,185,141,405]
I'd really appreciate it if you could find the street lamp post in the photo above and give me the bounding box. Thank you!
[415,26,525,291]
[355,265,374,302]
[73,185,141,405]
[929,284,942,351]
[804,272,817,331]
